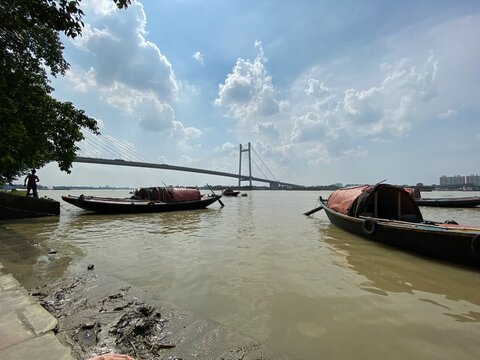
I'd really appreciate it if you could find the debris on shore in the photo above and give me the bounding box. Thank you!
[32,270,292,360]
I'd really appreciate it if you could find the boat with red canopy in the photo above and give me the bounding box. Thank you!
[62,186,223,214]
[314,184,480,267]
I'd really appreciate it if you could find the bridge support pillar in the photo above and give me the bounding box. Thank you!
[238,142,252,188]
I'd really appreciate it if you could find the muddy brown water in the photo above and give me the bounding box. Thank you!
[1,190,480,359]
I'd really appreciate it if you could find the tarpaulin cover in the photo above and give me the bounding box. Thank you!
[167,188,201,201]
[327,184,423,221]
[404,187,421,199]
[134,187,201,202]
[327,185,371,215]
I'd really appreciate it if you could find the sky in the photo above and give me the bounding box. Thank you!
[40,0,480,187]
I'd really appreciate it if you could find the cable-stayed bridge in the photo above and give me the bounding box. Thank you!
[74,128,303,189]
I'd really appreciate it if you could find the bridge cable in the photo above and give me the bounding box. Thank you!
[251,147,278,182]
[93,126,158,163]
[250,158,270,180]
[78,126,284,183]
[81,127,158,163]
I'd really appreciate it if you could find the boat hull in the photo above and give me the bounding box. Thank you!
[62,195,222,214]
[223,192,240,197]
[222,190,240,196]
[415,197,480,208]
[320,199,480,267]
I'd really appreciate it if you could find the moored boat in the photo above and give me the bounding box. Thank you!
[222,188,240,197]
[415,197,480,207]
[405,188,480,208]
[62,186,223,214]
[314,184,480,267]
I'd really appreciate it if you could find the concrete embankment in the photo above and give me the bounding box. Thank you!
[0,262,73,360]
[0,192,60,219]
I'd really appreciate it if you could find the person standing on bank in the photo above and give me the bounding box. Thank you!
[24,169,40,198]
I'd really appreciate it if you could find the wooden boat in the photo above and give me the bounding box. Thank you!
[316,184,480,267]
[62,186,222,214]
[415,197,480,208]
[222,188,240,197]
[405,188,480,208]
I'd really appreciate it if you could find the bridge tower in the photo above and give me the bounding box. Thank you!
[238,142,252,188]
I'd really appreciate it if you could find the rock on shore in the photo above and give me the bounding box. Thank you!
[32,271,293,360]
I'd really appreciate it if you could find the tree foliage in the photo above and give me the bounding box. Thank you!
[0,0,132,183]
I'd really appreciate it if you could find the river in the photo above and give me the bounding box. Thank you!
[1,189,479,359]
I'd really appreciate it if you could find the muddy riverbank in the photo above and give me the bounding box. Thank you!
[0,191,60,219]
[32,269,294,360]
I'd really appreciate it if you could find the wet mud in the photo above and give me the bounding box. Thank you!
[32,270,293,360]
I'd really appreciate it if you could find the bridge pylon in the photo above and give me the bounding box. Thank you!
[238,142,252,188]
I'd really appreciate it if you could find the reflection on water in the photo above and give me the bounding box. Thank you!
[1,190,480,359]
[0,216,80,289]
[63,208,212,236]
[323,225,480,305]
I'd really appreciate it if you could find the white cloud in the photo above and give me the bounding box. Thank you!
[253,121,280,140]
[61,0,204,156]
[304,144,333,165]
[72,2,178,101]
[383,14,480,107]
[136,97,175,132]
[268,53,440,172]
[219,142,237,152]
[315,55,437,138]
[64,66,96,92]
[305,79,331,98]
[212,42,441,179]
[193,51,204,65]
[169,121,203,151]
[82,0,117,16]
[208,142,240,171]
[171,121,202,140]
[438,109,458,119]
[215,41,280,122]
[64,0,181,137]
[291,112,329,143]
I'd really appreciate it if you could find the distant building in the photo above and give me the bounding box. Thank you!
[439,175,465,186]
[465,174,480,186]
[439,174,480,187]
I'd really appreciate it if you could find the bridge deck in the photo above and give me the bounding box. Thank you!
[74,157,302,188]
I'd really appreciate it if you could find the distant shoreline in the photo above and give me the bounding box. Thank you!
[3,185,480,192]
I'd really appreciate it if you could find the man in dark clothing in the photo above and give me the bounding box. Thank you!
[24,169,40,198]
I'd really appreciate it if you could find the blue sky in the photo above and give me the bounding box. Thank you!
[41,0,480,187]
